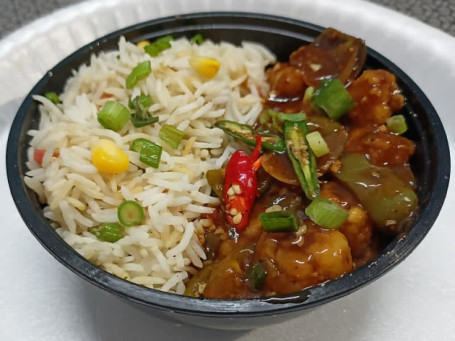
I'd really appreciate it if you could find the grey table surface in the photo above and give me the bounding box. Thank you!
[0,0,454,38]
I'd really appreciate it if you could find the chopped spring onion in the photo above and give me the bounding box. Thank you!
[250,261,267,290]
[144,35,173,57]
[312,78,354,119]
[268,110,307,123]
[386,114,408,134]
[306,131,330,157]
[128,94,152,110]
[156,35,173,46]
[125,61,152,89]
[90,223,124,242]
[130,113,158,128]
[129,95,158,127]
[258,109,272,125]
[97,101,131,131]
[159,125,185,149]
[130,138,151,152]
[259,211,298,232]
[191,33,204,45]
[267,110,307,133]
[131,138,162,168]
[44,92,61,104]
[303,86,314,105]
[118,201,144,227]
[144,44,160,57]
[305,198,348,229]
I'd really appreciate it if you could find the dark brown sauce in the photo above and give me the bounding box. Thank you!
[186,29,417,299]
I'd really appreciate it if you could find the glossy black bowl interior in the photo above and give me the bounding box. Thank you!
[6,12,451,329]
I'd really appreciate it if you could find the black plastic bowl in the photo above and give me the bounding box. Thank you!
[6,12,451,330]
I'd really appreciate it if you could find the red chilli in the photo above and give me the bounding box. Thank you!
[223,136,263,231]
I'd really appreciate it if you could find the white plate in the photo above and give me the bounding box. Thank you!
[1,0,454,340]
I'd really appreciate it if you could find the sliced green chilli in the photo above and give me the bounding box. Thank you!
[215,120,285,153]
[284,120,320,199]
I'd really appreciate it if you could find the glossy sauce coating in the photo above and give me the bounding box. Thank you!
[187,30,417,299]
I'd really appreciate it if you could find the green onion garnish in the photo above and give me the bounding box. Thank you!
[131,138,162,168]
[130,114,159,128]
[159,125,185,149]
[89,223,124,242]
[144,44,160,57]
[268,110,307,123]
[312,78,354,119]
[303,86,314,105]
[128,94,152,110]
[125,60,152,89]
[129,95,158,127]
[386,114,408,134]
[191,33,204,45]
[259,211,298,232]
[258,109,272,125]
[44,92,61,104]
[130,138,151,152]
[305,198,348,229]
[118,201,144,227]
[97,101,131,131]
[250,261,267,290]
[306,131,330,157]
[144,35,173,57]
[156,35,173,47]
[267,110,307,133]
[140,143,162,168]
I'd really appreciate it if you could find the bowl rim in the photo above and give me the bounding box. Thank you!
[6,11,451,317]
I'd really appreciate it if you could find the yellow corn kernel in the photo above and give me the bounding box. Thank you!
[189,56,220,79]
[136,40,150,51]
[92,139,129,174]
